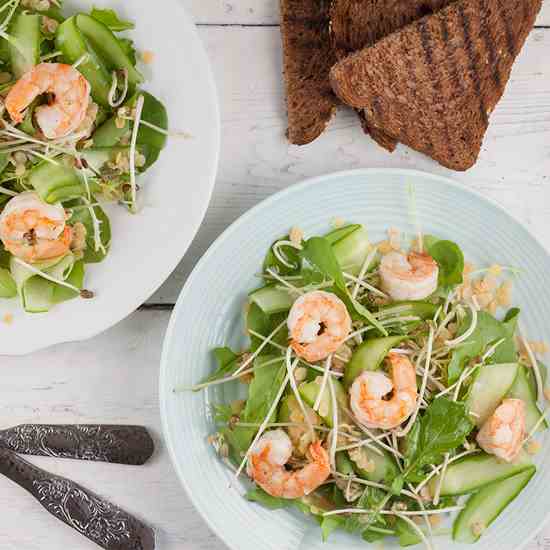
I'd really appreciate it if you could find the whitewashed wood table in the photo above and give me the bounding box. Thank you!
[2,1,550,549]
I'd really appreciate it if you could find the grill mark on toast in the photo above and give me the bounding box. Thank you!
[418,18,455,159]
[439,15,464,95]
[495,0,515,57]
[399,26,434,154]
[458,2,488,126]
[479,5,501,88]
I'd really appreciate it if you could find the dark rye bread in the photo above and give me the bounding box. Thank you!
[330,0,455,152]
[280,0,338,145]
[330,0,542,171]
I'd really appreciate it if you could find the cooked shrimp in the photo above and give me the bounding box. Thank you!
[247,429,330,499]
[476,399,526,462]
[379,251,439,301]
[288,290,352,362]
[0,192,72,263]
[6,63,91,139]
[349,352,418,429]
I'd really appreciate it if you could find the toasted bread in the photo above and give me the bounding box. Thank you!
[330,0,455,151]
[330,0,542,170]
[280,0,337,145]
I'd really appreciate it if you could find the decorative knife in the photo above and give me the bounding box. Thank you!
[0,447,155,550]
[0,424,154,465]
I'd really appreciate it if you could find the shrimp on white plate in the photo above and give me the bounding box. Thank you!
[247,429,330,499]
[379,251,439,301]
[288,290,352,362]
[6,63,91,139]
[0,192,72,264]
[477,398,526,462]
[349,352,418,430]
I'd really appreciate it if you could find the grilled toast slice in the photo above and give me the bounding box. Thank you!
[280,0,337,145]
[330,0,455,151]
[330,0,542,170]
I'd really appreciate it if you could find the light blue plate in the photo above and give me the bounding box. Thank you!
[160,169,550,550]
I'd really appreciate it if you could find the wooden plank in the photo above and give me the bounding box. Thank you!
[187,0,550,26]
[0,311,226,550]
[148,24,550,303]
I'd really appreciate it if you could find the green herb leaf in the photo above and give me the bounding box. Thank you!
[301,237,387,335]
[197,347,240,388]
[301,237,346,290]
[90,8,135,31]
[68,202,111,264]
[447,311,511,384]
[0,267,17,298]
[493,307,520,364]
[428,239,464,287]
[263,235,302,277]
[395,517,422,547]
[403,397,474,480]
[391,475,404,495]
[320,516,345,542]
[246,488,294,510]
[119,37,137,65]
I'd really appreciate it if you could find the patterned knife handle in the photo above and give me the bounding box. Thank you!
[0,425,154,465]
[0,448,155,550]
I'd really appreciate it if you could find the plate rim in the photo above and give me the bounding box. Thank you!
[160,167,550,550]
[2,1,221,356]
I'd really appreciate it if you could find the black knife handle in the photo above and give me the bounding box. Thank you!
[0,447,155,550]
[0,425,154,465]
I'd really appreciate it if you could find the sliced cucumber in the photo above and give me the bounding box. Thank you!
[466,363,519,427]
[299,378,351,428]
[92,115,130,147]
[56,17,112,107]
[429,451,533,497]
[335,451,355,477]
[343,335,405,388]
[324,224,361,246]
[0,267,17,298]
[348,446,399,484]
[331,226,371,275]
[22,276,55,313]
[379,301,439,321]
[453,467,536,543]
[28,161,94,204]
[76,14,143,85]
[507,365,548,433]
[249,285,294,315]
[9,12,40,78]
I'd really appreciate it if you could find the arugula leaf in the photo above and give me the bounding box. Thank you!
[212,404,233,424]
[246,488,294,510]
[395,517,422,547]
[344,487,387,534]
[493,308,520,364]
[243,356,285,422]
[263,235,302,277]
[301,237,387,335]
[119,38,137,65]
[428,240,464,287]
[447,311,509,384]
[403,398,473,480]
[68,202,111,264]
[246,303,288,352]
[301,237,346,289]
[90,8,135,31]
[320,516,345,542]
[197,347,240,388]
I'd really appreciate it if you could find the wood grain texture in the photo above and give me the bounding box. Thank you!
[149,24,550,303]
[186,0,550,26]
[0,311,225,550]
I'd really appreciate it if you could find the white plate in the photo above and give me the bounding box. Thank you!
[161,169,550,550]
[0,0,219,355]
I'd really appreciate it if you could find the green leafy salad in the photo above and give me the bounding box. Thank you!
[0,0,168,313]
[190,222,549,548]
